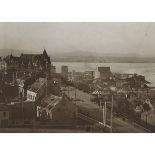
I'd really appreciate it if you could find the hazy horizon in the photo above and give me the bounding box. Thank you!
[0,22,155,57]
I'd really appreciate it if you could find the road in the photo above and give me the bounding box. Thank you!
[62,86,148,133]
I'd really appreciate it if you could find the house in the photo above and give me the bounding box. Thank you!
[0,104,9,127]
[38,94,77,124]
[27,78,47,102]
[16,71,43,99]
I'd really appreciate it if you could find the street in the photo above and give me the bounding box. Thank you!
[62,86,148,133]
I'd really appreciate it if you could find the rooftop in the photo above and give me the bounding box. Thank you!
[28,78,46,92]
[41,94,62,110]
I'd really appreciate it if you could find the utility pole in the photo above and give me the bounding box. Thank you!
[104,101,106,126]
[103,101,105,125]
[21,91,24,124]
[99,92,106,127]
[110,94,114,133]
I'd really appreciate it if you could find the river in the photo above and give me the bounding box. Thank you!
[53,62,155,86]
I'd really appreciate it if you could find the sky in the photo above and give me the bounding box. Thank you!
[0,22,155,57]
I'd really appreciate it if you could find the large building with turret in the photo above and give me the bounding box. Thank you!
[4,49,51,72]
[0,49,53,101]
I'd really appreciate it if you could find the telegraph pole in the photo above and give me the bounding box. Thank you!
[21,91,24,124]
[110,94,114,133]
[103,101,105,125]
[104,101,106,126]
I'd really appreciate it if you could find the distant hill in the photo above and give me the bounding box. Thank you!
[1,49,155,63]
[50,51,155,63]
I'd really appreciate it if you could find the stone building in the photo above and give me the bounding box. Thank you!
[4,49,51,71]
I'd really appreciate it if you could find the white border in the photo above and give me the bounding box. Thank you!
[0,0,155,155]
[0,0,155,22]
[0,133,154,155]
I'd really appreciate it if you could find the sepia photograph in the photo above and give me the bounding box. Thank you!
[3,2,155,155]
[2,1,155,155]
[0,22,155,133]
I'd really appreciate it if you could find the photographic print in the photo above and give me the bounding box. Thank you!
[0,22,154,133]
